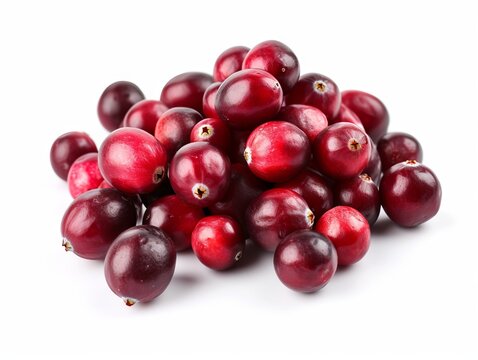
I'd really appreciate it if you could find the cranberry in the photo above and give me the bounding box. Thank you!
[274,230,337,292]
[278,104,328,142]
[380,160,441,227]
[123,99,168,135]
[286,73,341,120]
[190,117,232,154]
[229,130,251,165]
[61,188,138,259]
[330,103,364,129]
[242,40,300,93]
[213,46,250,82]
[215,69,283,130]
[160,72,213,113]
[97,81,145,132]
[313,123,371,180]
[246,188,314,251]
[98,128,168,194]
[245,121,310,182]
[104,225,176,306]
[315,206,371,266]
[364,141,382,184]
[139,177,175,207]
[169,142,231,207]
[341,90,389,142]
[50,132,97,180]
[202,82,221,119]
[377,132,423,171]
[67,153,103,198]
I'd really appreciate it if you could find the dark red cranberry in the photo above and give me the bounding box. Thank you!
[99,128,168,194]
[123,99,168,135]
[143,195,204,251]
[61,188,138,259]
[50,132,97,180]
[315,206,370,266]
[104,225,176,306]
[330,103,364,129]
[97,81,145,132]
[246,188,314,251]
[278,104,328,142]
[67,153,103,198]
[160,72,213,113]
[215,69,283,130]
[380,160,441,227]
[274,230,337,292]
[364,141,382,184]
[229,130,251,165]
[191,215,245,270]
[213,46,250,82]
[242,40,300,93]
[313,123,371,180]
[286,73,341,120]
[245,121,310,182]
[341,90,389,142]
[139,177,175,207]
[377,132,423,171]
[169,142,231,207]
[190,117,232,154]
[202,82,221,119]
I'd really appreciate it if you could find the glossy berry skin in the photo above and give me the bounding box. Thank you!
[246,188,314,251]
[242,40,300,93]
[286,73,341,120]
[341,90,389,142]
[61,189,138,259]
[99,128,168,194]
[143,195,204,251]
[104,225,176,306]
[191,215,245,270]
[97,81,145,132]
[315,206,371,266]
[313,122,371,180]
[202,82,221,119]
[380,160,441,227]
[67,153,103,198]
[330,103,364,129]
[278,104,328,142]
[123,99,168,135]
[245,121,310,182]
[364,141,382,184]
[169,142,231,207]
[215,69,283,130]
[160,72,213,113]
[377,132,423,171]
[274,230,337,292]
[190,117,232,154]
[213,46,250,82]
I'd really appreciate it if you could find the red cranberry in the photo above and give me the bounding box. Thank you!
[99,128,168,194]
[315,206,370,266]
[377,132,423,171]
[61,188,138,259]
[245,121,310,182]
[286,73,341,120]
[123,99,168,135]
[330,103,364,129]
[202,82,221,119]
[104,225,176,306]
[229,130,251,165]
[97,81,145,132]
[213,46,250,82]
[364,141,382,184]
[160,72,213,113]
[215,69,283,130]
[380,160,441,227]
[278,104,328,142]
[190,117,232,154]
[96,180,143,219]
[313,123,371,180]
[246,188,314,251]
[191,215,245,270]
[242,40,300,93]
[169,142,231,207]
[341,90,389,142]
[274,230,337,292]
[139,177,175,207]
[67,153,103,198]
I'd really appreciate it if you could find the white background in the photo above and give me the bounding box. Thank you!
[0,0,477,358]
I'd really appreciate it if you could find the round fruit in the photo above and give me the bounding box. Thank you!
[213,46,250,82]
[123,99,168,135]
[377,132,423,171]
[190,117,232,154]
[278,104,328,142]
[67,153,103,198]
[330,103,364,129]
[202,82,221,119]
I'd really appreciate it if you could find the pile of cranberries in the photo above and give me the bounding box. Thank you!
[51,40,442,305]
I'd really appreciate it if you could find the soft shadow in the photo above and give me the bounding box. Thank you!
[371,217,396,237]
[224,240,266,273]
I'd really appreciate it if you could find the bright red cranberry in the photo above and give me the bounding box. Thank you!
[97,81,145,132]
[286,73,341,120]
[245,121,310,182]
[61,188,138,259]
[330,103,364,129]
[341,90,389,142]
[377,132,423,171]
[190,118,232,154]
[160,72,213,113]
[274,230,337,292]
[202,82,221,119]
[169,142,231,207]
[315,206,371,266]
[246,188,314,251]
[229,130,251,165]
[278,104,328,142]
[139,177,175,207]
[380,160,441,227]
[215,69,283,130]
[67,153,103,198]
[191,215,245,270]
[313,123,371,180]
[242,40,300,93]
[213,46,250,82]
[364,141,382,184]
[123,99,168,135]
[104,225,176,306]
[99,128,167,194]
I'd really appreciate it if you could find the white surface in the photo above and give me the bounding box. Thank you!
[0,0,477,358]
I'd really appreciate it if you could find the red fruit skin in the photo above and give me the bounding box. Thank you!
[97,180,143,220]
[278,104,328,142]
[190,117,232,154]
[202,82,221,119]
[67,153,103,198]
[315,206,371,266]
[377,132,423,171]
[99,128,168,194]
[330,103,364,129]
[364,141,382,184]
[123,99,168,135]
[213,46,250,82]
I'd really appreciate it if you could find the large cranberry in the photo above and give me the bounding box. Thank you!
[202,82,221,119]
[330,103,364,129]
[123,99,168,135]
[190,117,232,154]
[213,46,250,82]
[278,104,328,142]
[364,141,382,184]
[67,153,103,198]
[377,132,423,171]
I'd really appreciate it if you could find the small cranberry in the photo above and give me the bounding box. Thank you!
[123,99,168,135]
[190,117,232,154]
[330,103,364,129]
[67,153,103,198]
[278,104,328,142]
[377,132,423,171]
[202,82,221,119]
[213,46,250,82]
